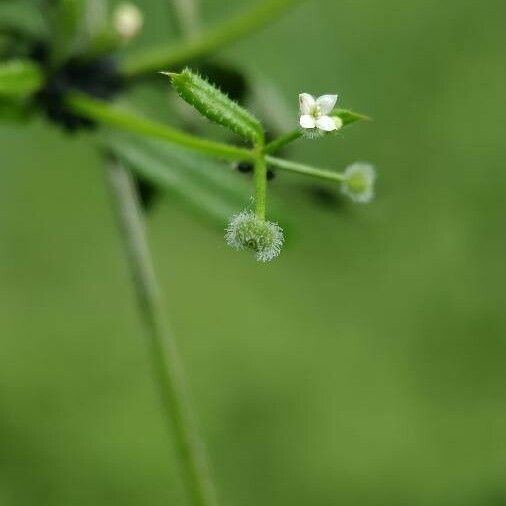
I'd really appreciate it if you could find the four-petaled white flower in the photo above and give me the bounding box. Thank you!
[299,93,342,132]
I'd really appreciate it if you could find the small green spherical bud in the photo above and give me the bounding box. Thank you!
[341,162,376,203]
[113,3,143,41]
[225,211,284,262]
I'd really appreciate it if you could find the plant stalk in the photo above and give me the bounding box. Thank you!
[122,0,305,77]
[169,0,200,39]
[67,93,254,162]
[254,153,267,220]
[105,159,218,506]
[266,155,345,183]
[263,129,301,154]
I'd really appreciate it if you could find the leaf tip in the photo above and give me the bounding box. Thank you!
[159,71,177,79]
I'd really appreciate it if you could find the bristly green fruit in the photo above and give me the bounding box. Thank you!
[163,68,264,144]
[225,210,284,262]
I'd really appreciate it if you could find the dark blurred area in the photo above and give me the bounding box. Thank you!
[1,0,506,505]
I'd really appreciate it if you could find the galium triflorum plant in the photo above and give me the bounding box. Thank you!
[0,0,376,504]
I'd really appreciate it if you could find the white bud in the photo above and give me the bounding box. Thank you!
[113,3,143,41]
[225,211,284,262]
[341,162,376,203]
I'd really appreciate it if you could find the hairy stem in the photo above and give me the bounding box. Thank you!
[122,0,304,77]
[66,93,254,161]
[266,155,345,182]
[105,159,218,506]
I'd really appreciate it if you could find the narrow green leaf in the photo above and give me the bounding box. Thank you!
[165,68,264,144]
[107,135,242,228]
[0,60,43,96]
[66,93,254,161]
[124,136,252,205]
[331,108,370,126]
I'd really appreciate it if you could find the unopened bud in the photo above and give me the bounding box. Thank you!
[113,3,143,41]
[341,162,376,203]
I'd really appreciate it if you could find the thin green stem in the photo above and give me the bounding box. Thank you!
[66,93,254,162]
[105,159,218,506]
[263,129,301,154]
[169,0,200,39]
[122,0,304,78]
[266,155,345,183]
[254,151,267,220]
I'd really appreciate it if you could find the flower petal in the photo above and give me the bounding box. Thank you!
[300,114,316,129]
[299,93,316,115]
[316,94,338,114]
[316,115,337,132]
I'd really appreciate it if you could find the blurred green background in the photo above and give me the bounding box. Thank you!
[1,0,506,505]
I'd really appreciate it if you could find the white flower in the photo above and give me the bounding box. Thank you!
[341,162,376,203]
[113,3,143,41]
[225,210,284,262]
[299,93,343,133]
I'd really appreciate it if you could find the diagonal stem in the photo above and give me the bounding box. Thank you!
[67,93,254,162]
[122,0,305,78]
[169,0,200,39]
[263,129,301,154]
[105,158,218,506]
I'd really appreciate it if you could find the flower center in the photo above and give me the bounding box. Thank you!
[347,172,368,194]
[311,104,322,118]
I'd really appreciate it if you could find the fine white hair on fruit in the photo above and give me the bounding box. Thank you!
[340,162,377,204]
[225,210,284,262]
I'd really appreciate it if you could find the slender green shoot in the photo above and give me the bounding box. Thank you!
[66,93,254,161]
[169,0,200,39]
[263,129,301,154]
[266,155,345,183]
[254,148,267,220]
[106,159,218,506]
[122,0,305,77]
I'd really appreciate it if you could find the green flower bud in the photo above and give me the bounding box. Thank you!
[113,3,143,41]
[341,162,376,203]
[225,211,284,262]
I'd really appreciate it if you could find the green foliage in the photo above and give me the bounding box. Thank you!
[107,135,249,227]
[67,93,253,161]
[0,59,43,96]
[331,108,370,126]
[166,68,264,144]
[0,96,31,122]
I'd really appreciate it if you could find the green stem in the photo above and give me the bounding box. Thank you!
[254,152,267,220]
[122,0,304,78]
[66,93,254,162]
[266,155,345,183]
[169,0,200,39]
[263,129,301,154]
[105,159,218,506]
